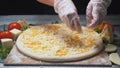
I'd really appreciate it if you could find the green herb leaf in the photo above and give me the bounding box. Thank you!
[51,21,59,24]
[21,26,30,31]
[94,27,102,33]
[103,38,109,45]
[0,45,12,59]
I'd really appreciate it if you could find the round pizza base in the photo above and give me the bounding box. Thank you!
[16,24,103,62]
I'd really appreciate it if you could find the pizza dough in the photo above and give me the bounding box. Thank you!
[16,24,103,62]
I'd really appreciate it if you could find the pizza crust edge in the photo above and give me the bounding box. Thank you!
[16,25,103,62]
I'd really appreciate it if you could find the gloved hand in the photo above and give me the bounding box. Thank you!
[86,0,112,28]
[54,0,82,33]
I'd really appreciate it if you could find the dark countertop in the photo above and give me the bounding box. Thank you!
[0,15,120,68]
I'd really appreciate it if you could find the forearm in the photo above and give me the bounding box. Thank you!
[37,0,54,6]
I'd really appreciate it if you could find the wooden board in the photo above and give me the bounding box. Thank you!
[4,45,112,66]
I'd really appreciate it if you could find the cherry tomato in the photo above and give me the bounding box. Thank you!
[0,32,1,39]
[8,22,22,30]
[99,21,114,32]
[0,31,13,39]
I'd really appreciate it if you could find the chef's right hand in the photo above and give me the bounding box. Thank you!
[54,0,82,33]
[86,0,112,28]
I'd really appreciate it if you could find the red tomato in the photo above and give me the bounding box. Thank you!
[99,21,114,32]
[8,22,22,30]
[0,32,1,39]
[99,22,106,30]
[0,31,13,39]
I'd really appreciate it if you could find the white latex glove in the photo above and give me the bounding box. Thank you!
[86,0,112,28]
[54,0,82,33]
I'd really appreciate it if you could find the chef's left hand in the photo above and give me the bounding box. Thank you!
[86,0,112,28]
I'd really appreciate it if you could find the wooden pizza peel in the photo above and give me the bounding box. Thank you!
[4,45,112,66]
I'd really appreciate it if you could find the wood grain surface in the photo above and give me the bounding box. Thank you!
[4,45,112,66]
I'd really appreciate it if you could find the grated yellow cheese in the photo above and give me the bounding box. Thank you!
[55,49,69,56]
[20,24,100,56]
[77,48,89,53]
[72,34,81,42]
[45,24,61,30]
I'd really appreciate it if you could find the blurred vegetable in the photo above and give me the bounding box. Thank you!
[0,30,13,39]
[8,22,22,30]
[0,44,12,59]
[17,19,30,31]
[109,53,120,65]
[99,21,114,32]
[103,38,109,44]
[105,44,117,52]
[99,24,114,43]
[21,26,30,31]
[51,20,59,24]
[94,26,102,33]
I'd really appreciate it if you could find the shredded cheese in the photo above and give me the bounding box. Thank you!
[20,24,100,56]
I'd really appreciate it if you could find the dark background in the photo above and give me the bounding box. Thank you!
[0,0,119,15]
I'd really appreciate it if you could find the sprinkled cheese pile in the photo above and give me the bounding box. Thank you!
[20,24,100,57]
